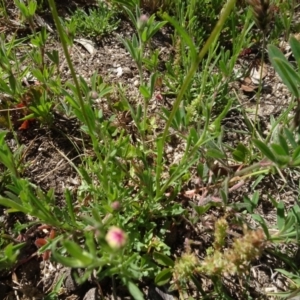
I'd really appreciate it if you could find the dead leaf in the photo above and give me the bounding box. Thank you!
[250,63,267,84]
[74,38,96,55]
[241,84,257,92]
[240,77,258,92]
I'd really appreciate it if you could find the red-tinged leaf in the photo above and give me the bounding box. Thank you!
[155,93,163,101]
[49,229,56,239]
[16,103,25,108]
[42,250,51,261]
[19,120,30,130]
[35,238,47,248]
[37,224,51,231]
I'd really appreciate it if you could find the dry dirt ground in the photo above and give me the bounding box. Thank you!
[1,1,300,299]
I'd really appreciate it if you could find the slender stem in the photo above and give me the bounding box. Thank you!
[47,0,93,138]
[112,276,118,300]
[160,0,237,144]
[48,0,109,191]
[252,32,266,139]
[156,0,237,195]
[286,0,295,41]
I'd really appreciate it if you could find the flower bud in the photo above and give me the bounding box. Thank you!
[111,201,121,211]
[89,91,98,99]
[105,227,127,249]
[137,14,148,30]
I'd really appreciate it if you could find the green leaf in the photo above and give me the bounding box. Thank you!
[8,74,17,94]
[292,145,300,165]
[126,281,144,300]
[206,148,225,159]
[252,214,270,239]
[0,78,13,95]
[271,143,287,157]
[253,139,276,162]
[155,268,172,286]
[141,29,148,43]
[280,214,296,236]
[46,49,59,65]
[268,44,290,62]
[238,196,254,213]
[233,143,249,162]
[65,189,77,227]
[122,5,138,27]
[0,131,18,176]
[268,45,300,98]
[153,252,174,267]
[155,137,164,197]
[273,58,300,97]
[278,134,289,155]
[139,85,150,99]
[290,36,300,69]
[251,175,265,190]
[146,21,168,41]
[0,243,25,270]
[63,240,94,266]
[0,196,28,214]
[149,72,158,97]
[284,128,297,148]
[212,98,233,131]
[251,191,259,207]
[161,13,197,62]
[52,251,89,268]
[273,154,290,166]
[277,201,285,231]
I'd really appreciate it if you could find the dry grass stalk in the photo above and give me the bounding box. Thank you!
[246,0,270,32]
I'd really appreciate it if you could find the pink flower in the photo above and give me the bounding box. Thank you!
[137,14,148,30]
[111,201,121,211]
[105,227,127,249]
[140,14,148,23]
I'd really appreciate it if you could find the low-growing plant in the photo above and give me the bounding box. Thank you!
[268,36,300,130]
[1,0,300,298]
[14,0,37,33]
[67,3,119,38]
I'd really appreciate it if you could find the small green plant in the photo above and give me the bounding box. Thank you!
[120,6,167,140]
[14,0,37,33]
[155,220,267,298]
[268,36,300,130]
[0,0,8,17]
[68,3,119,38]
[0,242,25,270]
[277,0,296,41]
[121,6,167,83]
[246,0,271,137]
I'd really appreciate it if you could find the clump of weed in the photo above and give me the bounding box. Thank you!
[69,3,119,38]
[172,219,266,283]
[199,220,267,276]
